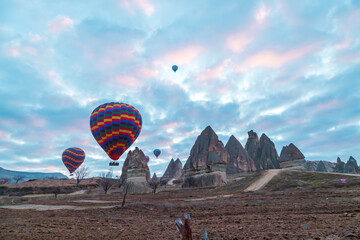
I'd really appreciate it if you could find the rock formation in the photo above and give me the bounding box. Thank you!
[344,156,359,174]
[225,135,256,174]
[279,143,305,169]
[160,158,184,185]
[304,160,336,172]
[245,131,280,170]
[151,173,159,183]
[334,157,345,173]
[316,161,327,172]
[245,130,260,169]
[120,147,152,194]
[256,134,280,169]
[183,126,228,187]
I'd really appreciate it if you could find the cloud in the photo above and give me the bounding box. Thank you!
[255,4,270,24]
[164,45,203,65]
[48,16,74,35]
[120,0,155,16]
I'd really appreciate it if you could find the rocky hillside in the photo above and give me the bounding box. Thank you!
[0,167,67,183]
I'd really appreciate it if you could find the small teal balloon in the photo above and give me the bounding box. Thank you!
[153,149,161,158]
[172,65,178,72]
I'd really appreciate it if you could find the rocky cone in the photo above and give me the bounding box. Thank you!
[279,143,305,169]
[183,126,228,187]
[160,158,184,185]
[225,135,256,174]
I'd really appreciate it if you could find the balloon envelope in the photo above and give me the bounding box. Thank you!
[153,149,161,158]
[90,102,142,161]
[62,147,85,174]
[145,155,150,163]
[172,65,178,72]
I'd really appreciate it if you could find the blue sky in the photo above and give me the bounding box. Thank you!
[0,0,359,177]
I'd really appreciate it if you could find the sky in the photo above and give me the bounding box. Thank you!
[0,0,360,177]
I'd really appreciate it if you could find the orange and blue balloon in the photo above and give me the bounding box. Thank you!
[90,102,142,161]
[62,147,85,174]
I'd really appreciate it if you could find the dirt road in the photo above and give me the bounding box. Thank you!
[244,169,282,192]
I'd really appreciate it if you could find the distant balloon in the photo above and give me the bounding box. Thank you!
[90,102,142,161]
[172,65,178,72]
[145,155,150,163]
[62,147,85,174]
[153,149,161,158]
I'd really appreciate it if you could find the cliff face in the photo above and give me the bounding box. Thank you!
[120,147,152,194]
[183,126,227,187]
[225,135,256,173]
[160,158,184,185]
[245,130,260,170]
[279,143,305,169]
[256,134,280,169]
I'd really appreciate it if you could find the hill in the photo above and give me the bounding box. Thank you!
[0,167,67,183]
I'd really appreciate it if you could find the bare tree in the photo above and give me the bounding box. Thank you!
[97,169,116,194]
[13,175,25,183]
[122,184,129,207]
[74,165,90,186]
[0,177,10,185]
[149,180,160,194]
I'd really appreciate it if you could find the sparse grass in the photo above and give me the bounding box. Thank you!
[212,172,263,192]
[264,171,360,191]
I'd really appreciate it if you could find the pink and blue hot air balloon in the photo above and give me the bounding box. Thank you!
[145,155,150,163]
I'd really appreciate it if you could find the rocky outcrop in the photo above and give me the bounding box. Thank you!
[344,156,359,174]
[256,134,280,169]
[225,135,256,174]
[183,126,228,188]
[304,160,336,172]
[334,157,345,173]
[151,173,159,183]
[160,158,184,185]
[279,143,305,169]
[245,130,259,169]
[316,161,327,172]
[245,131,280,170]
[120,147,152,194]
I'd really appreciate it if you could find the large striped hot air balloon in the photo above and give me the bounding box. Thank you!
[90,102,142,163]
[62,147,85,174]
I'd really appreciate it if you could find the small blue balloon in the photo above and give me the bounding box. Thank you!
[172,65,178,72]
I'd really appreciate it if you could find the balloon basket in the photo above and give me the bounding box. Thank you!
[109,162,119,166]
[70,173,73,176]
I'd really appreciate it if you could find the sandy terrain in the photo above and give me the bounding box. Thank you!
[1,171,360,239]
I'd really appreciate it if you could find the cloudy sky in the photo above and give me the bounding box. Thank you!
[0,0,359,177]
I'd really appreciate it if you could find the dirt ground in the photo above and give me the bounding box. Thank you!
[1,173,360,240]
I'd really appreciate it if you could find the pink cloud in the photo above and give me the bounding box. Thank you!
[336,52,360,64]
[0,130,11,141]
[96,44,135,69]
[314,99,341,112]
[120,0,155,16]
[335,39,352,50]
[226,31,254,53]
[161,121,181,129]
[255,4,270,24]
[236,43,317,72]
[196,58,231,81]
[48,16,73,35]
[28,116,47,127]
[135,67,159,78]
[164,45,203,65]
[113,75,141,88]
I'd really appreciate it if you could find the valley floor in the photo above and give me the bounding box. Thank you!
[1,184,360,239]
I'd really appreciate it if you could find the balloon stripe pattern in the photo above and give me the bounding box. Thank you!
[62,147,85,173]
[90,102,142,161]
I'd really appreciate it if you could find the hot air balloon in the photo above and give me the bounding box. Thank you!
[145,155,150,163]
[153,149,161,158]
[90,102,142,166]
[62,147,85,175]
[172,65,178,72]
